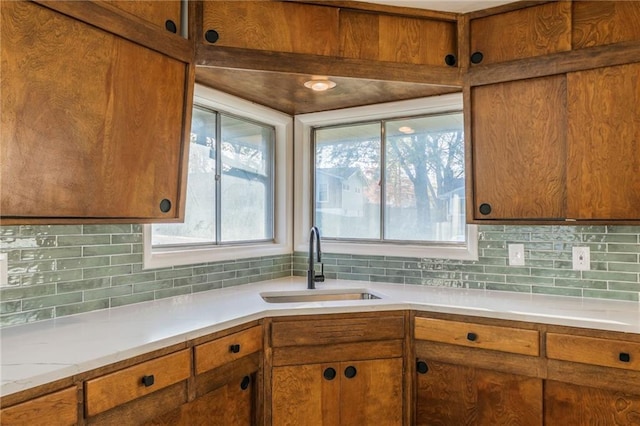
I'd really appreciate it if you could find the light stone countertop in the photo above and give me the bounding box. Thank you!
[2,277,639,397]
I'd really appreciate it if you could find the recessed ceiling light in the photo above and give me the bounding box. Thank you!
[398,126,415,134]
[304,78,336,92]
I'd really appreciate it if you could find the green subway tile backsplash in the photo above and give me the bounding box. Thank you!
[1,224,639,327]
[0,224,292,327]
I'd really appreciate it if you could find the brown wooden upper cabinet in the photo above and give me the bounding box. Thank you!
[572,1,640,49]
[469,2,572,66]
[469,62,640,222]
[101,0,182,34]
[470,75,568,221]
[1,1,194,223]
[200,1,457,67]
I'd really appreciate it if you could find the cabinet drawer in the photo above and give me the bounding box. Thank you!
[195,325,263,374]
[85,349,191,417]
[415,317,539,356]
[271,315,405,347]
[547,333,640,371]
[0,387,77,426]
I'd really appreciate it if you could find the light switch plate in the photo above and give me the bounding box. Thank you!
[0,253,7,287]
[508,244,525,266]
[572,247,591,271]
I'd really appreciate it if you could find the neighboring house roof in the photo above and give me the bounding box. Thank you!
[316,167,366,182]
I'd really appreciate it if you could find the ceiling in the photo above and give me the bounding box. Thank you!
[195,1,518,115]
[364,0,517,13]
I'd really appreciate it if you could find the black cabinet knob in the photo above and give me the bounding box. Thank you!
[344,366,357,379]
[620,352,631,363]
[165,20,177,33]
[444,54,457,67]
[159,199,172,213]
[205,29,220,44]
[470,51,484,64]
[416,360,429,374]
[240,375,251,390]
[467,332,478,342]
[141,374,155,387]
[323,367,336,380]
[229,344,241,354]
[479,203,492,215]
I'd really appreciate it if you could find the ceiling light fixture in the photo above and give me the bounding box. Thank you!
[304,78,336,92]
[398,126,415,134]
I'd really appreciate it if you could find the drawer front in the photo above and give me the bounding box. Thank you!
[415,317,539,356]
[0,387,77,426]
[195,325,263,374]
[85,349,191,417]
[547,333,640,371]
[271,315,405,347]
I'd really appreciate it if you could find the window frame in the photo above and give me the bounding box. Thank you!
[294,94,478,260]
[143,84,293,269]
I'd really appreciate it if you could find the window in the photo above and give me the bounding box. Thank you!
[295,95,477,260]
[143,85,293,268]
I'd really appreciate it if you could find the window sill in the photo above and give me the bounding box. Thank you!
[143,226,292,269]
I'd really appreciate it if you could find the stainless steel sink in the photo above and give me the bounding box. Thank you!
[261,289,382,303]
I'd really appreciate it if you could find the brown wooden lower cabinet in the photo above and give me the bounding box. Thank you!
[415,359,542,426]
[544,380,640,425]
[272,357,403,426]
[146,373,256,426]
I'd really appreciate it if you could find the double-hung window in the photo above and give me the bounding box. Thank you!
[144,85,292,268]
[295,94,477,260]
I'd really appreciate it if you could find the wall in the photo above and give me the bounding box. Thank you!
[0,224,291,327]
[2,224,639,328]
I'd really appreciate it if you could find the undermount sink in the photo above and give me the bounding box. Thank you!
[261,289,382,303]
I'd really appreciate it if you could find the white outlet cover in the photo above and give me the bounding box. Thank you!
[572,247,591,271]
[508,244,525,266]
[0,253,7,287]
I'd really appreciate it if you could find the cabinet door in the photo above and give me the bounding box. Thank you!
[470,75,567,220]
[340,358,403,426]
[573,1,640,49]
[0,387,77,426]
[416,360,542,425]
[272,363,340,426]
[545,380,640,425]
[469,2,571,66]
[1,1,188,221]
[146,374,255,426]
[567,63,640,220]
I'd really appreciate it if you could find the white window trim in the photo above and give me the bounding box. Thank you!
[294,94,478,261]
[143,85,293,269]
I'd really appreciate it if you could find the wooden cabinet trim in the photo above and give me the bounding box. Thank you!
[84,349,191,417]
[415,317,540,356]
[273,340,404,367]
[547,333,640,371]
[195,325,263,374]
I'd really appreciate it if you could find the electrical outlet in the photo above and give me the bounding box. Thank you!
[572,247,591,271]
[508,244,525,266]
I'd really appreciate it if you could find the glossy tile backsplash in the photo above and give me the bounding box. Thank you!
[1,224,639,327]
[294,225,640,302]
[0,224,291,327]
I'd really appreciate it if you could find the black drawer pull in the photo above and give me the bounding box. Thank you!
[479,203,492,215]
[229,344,241,354]
[165,20,177,33]
[416,360,429,374]
[323,367,336,380]
[444,54,457,67]
[141,375,155,387]
[620,352,631,363]
[205,29,220,44]
[467,332,478,342]
[470,51,484,64]
[344,366,357,379]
